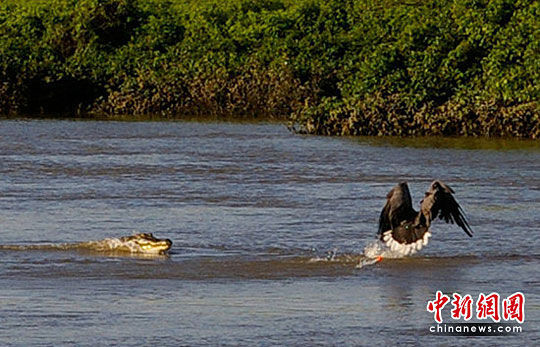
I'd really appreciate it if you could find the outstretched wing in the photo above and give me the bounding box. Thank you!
[378,182,417,235]
[419,180,473,237]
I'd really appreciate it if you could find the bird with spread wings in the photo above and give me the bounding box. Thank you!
[378,181,473,256]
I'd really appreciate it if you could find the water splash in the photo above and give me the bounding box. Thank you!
[308,248,340,262]
[355,239,409,268]
[306,237,410,268]
[78,238,164,253]
[0,233,172,255]
[363,239,408,259]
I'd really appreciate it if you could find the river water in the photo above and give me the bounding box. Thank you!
[0,119,538,345]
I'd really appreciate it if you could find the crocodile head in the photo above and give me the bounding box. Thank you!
[120,233,172,254]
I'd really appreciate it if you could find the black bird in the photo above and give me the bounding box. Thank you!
[378,181,473,255]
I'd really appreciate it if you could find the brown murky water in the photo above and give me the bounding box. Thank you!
[0,119,538,345]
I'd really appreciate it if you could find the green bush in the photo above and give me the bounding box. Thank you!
[0,0,538,137]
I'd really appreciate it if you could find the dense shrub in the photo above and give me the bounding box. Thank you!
[0,0,538,137]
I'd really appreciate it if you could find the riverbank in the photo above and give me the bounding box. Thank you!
[1,0,538,137]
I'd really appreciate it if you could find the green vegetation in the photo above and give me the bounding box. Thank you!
[0,0,538,137]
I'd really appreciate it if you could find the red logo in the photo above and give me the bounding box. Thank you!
[450,293,473,320]
[427,291,525,323]
[503,292,525,323]
[476,293,500,322]
[426,291,450,323]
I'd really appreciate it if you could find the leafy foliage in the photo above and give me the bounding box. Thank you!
[0,0,538,137]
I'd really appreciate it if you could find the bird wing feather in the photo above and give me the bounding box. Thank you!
[378,182,416,235]
[419,180,473,237]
